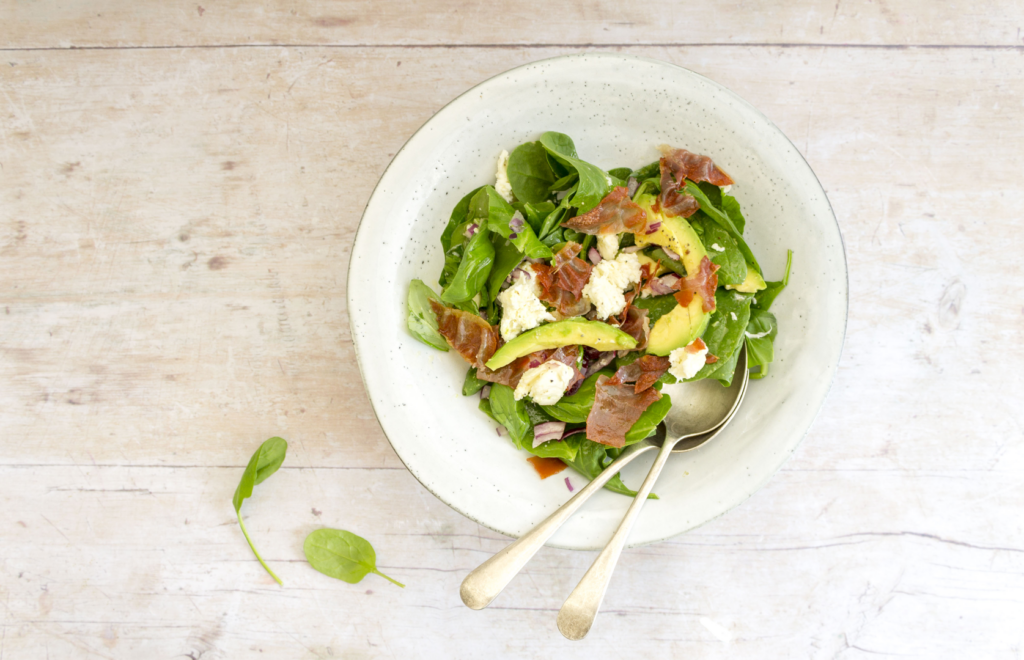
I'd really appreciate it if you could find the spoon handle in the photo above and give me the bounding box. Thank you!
[460,441,658,610]
[556,439,675,640]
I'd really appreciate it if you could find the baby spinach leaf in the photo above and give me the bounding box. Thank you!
[752,249,793,312]
[303,528,404,588]
[564,440,655,498]
[476,187,552,260]
[633,293,679,326]
[488,383,533,450]
[527,433,583,462]
[745,309,778,379]
[539,132,613,214]
[629,160,660,181]
[440,227,494,304]
[513,200,556,233]
[607,167,633,180]
[721,193,746,235]
[438,243,463,289]
[462,367,487,396]
[233,437,288,585]
[624,394,672,445]
[440,186,484,253]
[710,346,742,387]
[690,289,753,382]
[508,141,557,203]
[487,236,524,300]
[540,370,611,423]
[697,181,723,209]
[689,216,746,286]
[406,280,449,352]
[685,181,761,274]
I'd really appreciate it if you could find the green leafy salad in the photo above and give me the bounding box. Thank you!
[407,132,791,496]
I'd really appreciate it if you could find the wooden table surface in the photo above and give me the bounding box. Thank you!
[2,2,1023,658]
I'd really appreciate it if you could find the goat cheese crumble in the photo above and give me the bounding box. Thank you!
[495,150,514,203]
[597,233,620,261]
[668,340,709,380]
[514,360,575,405]
[496,265,555,341]
[582,252,642,319]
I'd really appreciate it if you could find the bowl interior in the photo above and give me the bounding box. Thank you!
[348,53,847,550]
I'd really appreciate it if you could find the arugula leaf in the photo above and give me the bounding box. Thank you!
[440,226,494,304]
[303,528,404,588]
[507,141,557,203]
[440,186,484,253]
[233,437,288,585]
[488,384,533,450]
[539,132,613,214]
[690,289,753,382]
[632,294,679,326]
[745,309,778,379]
[689,215,746,286]
[406,280,449,352]
[752,249,793,312]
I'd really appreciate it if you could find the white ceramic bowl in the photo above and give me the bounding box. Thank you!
[348,53,847,550]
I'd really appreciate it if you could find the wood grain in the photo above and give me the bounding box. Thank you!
[3,0,1024,49]
[1,22,1023,660]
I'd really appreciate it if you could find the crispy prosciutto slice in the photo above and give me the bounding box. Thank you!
[613,305,650,353]
[535,242,592,317]
[586,375,662,448]
[608,354,671,394]
[478,345,583,392]
[656,148,733,219]
[561,187,647,236]
[430,299,500,369]
[673,256,720,313]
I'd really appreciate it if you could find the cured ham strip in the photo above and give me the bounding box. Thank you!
[609,354,671,394]
[430,299,500,369]
[687,338,719,364]
[613,306,650,353]
[586,375,662,448]
[673,256,720,313]
[535,242,593,317]
[656,147,732,218]
[562,187,647,235]
[478,345,582,391]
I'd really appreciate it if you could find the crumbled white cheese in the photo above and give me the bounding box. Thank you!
[496,266,555,341]
[721,185,732,194]
[495,150,514,203]
[596,233,619,261]
[730,312,738,321]
[582,252,642,319]
[514,360,575,406]
[711,243,725,252]
[745,329,771,339]
[733,292,745,301]
[668,340,709,380]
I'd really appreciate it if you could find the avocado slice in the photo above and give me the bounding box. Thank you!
[633,194,708,276]
[485,319,637,370]
[726,265,767,293]
[646,294,711,356]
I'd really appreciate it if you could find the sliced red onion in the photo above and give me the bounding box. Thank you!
[626,177,639,197]
[661,246,681,261]
[565,477,574,492]
[588,247,602,265]
[509,211,525,239]
[649,274,680,295]
[495,426,504,437]
[620,245,643,254]
[533,421,566,447]
[464,223,479,238]
[561,427,587,440]
[645,222,662,235]
[480,385,491,400]
[510,266,532,283]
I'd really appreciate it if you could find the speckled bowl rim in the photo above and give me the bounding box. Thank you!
[347,52,848,550]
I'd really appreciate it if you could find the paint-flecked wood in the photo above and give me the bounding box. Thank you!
[3,0,1024,49]
[2,20,1024,660]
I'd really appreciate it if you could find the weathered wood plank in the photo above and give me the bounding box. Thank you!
[3,0,1024,49]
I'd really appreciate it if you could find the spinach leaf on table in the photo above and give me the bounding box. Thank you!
[303,528,404,588]
[440,226,494,304]
[406,280,449,352]
[507,141,557,204]
[488,383,533,450]
[233,437,288,585]
[539,132,613,214]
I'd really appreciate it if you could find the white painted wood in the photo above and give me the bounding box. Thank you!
[1,28,1023,660]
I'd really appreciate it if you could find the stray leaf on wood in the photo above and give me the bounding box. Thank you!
[303,528,405,588]
[233,436,288,585]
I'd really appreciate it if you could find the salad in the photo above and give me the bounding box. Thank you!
[407,132,792,497]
